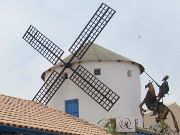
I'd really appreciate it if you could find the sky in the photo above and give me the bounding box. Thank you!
[0,0,180,105]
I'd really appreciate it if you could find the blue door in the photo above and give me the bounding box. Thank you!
[65,99,79,117]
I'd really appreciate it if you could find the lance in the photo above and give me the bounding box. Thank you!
[144,70,160,87]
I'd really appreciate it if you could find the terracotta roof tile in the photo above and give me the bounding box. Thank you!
[0,94,112,135]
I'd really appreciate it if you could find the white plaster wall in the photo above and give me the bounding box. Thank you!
[46,61,142,126]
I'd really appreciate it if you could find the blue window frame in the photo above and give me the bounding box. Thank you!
[65,99,79,117]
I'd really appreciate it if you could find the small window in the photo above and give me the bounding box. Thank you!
[94,68,101,75]
[127,70,132,77]
[135,119,138,127]
[64,73,68,79]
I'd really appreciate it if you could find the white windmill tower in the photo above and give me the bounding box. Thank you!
[23,3,144,126]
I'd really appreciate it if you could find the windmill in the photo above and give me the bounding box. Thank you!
[23,3,120,111]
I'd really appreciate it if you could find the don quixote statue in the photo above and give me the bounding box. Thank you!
[139,74,179,133]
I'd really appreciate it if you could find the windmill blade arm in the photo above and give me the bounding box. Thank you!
[23,25,64,65]
[33,70,66,104]
[70,65,120,111]
[68,3,116,60]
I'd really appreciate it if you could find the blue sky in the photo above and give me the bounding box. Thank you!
[0,0,180,105]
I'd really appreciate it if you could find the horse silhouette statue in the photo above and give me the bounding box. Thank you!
[139,81,179,133]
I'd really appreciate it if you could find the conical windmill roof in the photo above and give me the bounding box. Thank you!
[61,43,132,63]
[42,43,144,80]
[57,43,142,65]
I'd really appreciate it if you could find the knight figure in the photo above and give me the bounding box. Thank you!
[153,75,169,115]
[157,75,169,101]
[139,78,179,133]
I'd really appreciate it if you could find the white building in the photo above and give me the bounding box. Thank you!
[41,43,144,125]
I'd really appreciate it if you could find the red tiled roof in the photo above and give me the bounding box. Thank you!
[0,94,112,135]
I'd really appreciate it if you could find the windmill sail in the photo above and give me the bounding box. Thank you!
[23,25,64,65]
[70,65,120,111]
[33,71,66,104]
[68,3,116,60]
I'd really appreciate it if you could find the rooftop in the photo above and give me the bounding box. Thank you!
[57,43,143,67]
[0,94,112,135]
